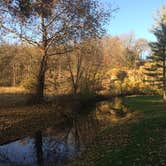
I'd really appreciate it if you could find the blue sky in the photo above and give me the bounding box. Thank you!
[103,0,166,41]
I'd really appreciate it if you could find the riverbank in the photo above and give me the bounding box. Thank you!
[0,86,145,108]
[67,95,166,166]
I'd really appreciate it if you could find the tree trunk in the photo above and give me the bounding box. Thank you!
[163,56,166,101]
[34,15,48,104]
[163,90,166,101]
[73,84,78,95]
[12,63,16,86]
[35,54,48,103]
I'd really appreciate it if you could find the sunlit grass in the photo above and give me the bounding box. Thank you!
[0,86,27,94]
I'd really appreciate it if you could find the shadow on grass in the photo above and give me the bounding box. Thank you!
[0,93,32,107]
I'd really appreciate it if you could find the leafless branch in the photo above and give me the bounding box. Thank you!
[48,49,73,56]
[0,24,41,47]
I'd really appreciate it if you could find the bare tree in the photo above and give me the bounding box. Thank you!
[65,39,103,94]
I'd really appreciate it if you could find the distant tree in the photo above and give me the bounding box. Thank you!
[102,37,127,68]
[145,5,166,100]
[0,0,112,103]
[65,39,103,94]
[120,33,149,68]
[101,35,149,69]
[0,44,40,87]
[116,70,127,94]
[0,44,17,86]
[134,38,149,60]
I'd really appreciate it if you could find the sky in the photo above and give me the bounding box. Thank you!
[103,0,166,41]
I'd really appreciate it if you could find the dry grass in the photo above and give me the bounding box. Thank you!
[0,86,27,94]
[0,87,71,144]
[0,103,68,144]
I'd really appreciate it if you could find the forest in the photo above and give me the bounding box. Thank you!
[0,1,166,166]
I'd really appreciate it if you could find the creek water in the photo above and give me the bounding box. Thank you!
[0,98,131,166]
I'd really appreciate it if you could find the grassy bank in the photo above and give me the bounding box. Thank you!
[68,95,166,166]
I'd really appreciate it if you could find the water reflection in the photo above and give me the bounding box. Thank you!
[35,131,43,166]
[0,98,130,166]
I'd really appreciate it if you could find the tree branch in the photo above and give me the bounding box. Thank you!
[0,24,41,47]
[48,49,73,56]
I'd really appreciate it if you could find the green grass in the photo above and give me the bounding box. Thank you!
[68,95,166,166]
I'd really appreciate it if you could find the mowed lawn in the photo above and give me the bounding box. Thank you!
[68,96,166,166]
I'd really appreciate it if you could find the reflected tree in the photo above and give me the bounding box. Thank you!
[35,131,44,166]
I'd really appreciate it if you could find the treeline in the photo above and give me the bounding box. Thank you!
[0,34,151,95]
